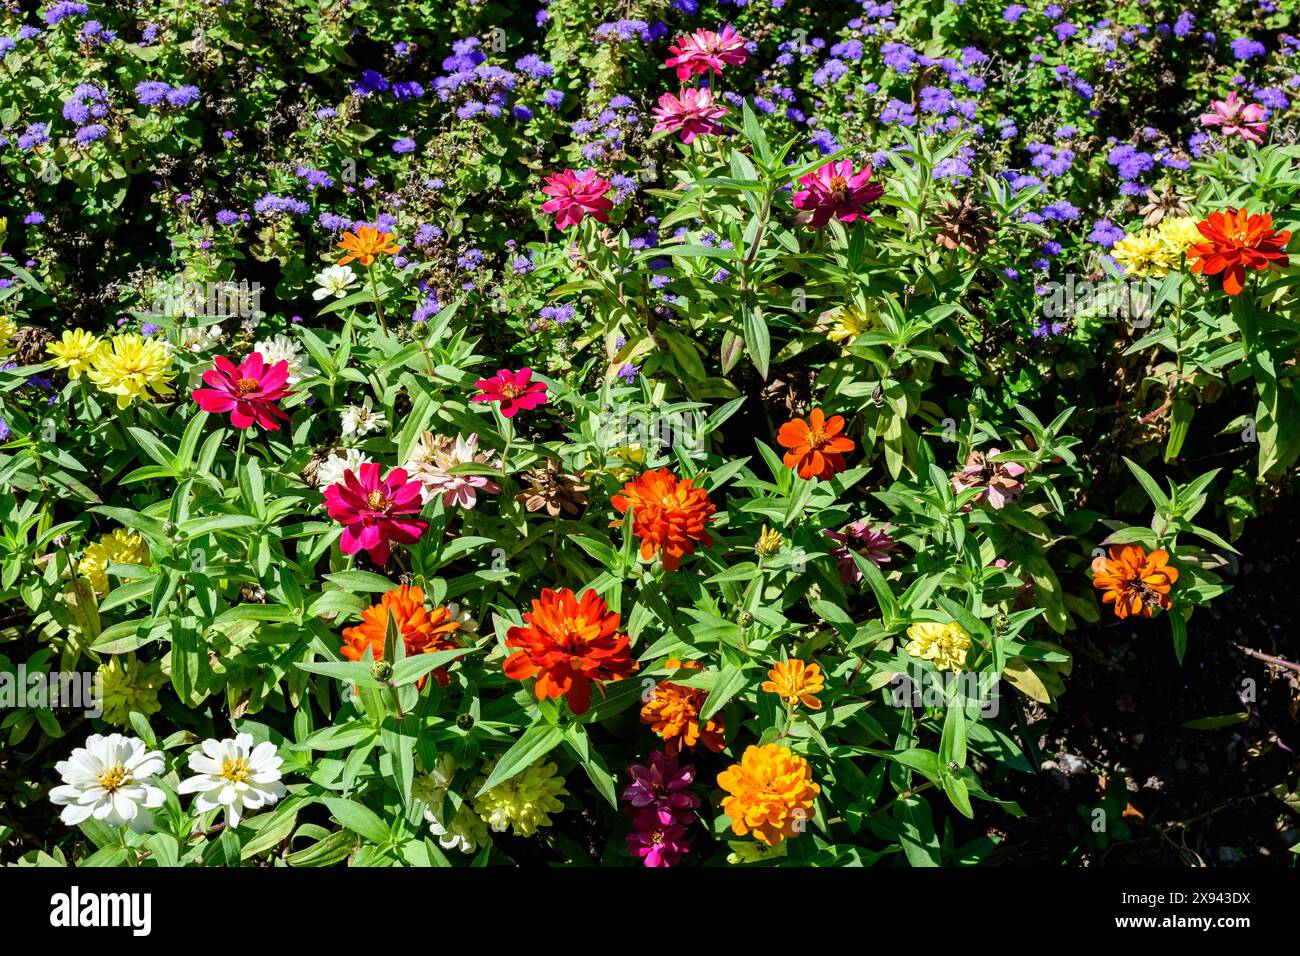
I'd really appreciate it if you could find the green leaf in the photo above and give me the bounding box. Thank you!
[474,722,565,797]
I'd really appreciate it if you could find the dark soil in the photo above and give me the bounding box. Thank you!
[989,497,1300,866]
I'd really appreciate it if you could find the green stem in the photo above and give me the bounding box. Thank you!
[368,265,388,335]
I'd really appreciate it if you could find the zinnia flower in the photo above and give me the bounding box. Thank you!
[341,584,464,685]
[640,660,727,758]
[777,408,855,481]
[611,468,717,570]
[540,169,613,229]
[762,659,825,710]
[1187,208,1291,296]
[1091,544,1179,619]
[471,367,548,418]
[340,398,387,437]
[793,160,884,227]
[664,26,748,80]
[503,587,637,715]
[322,463,428,565]
[627,808,691,867]
[176,733,286,827]
[87,333,176,408]
[77,528,150,594]
[403,432,500,508]
[253,333,316,385]
[905,620,972,672]
[46,328,104,379]
[1200,91,1268,145]
[1154,216,1205,257]
[191,352,293,430]
[472,758,568,836]
[413,754,490,854]
[716,743,820,847]
[336,225,399,267]
[621,750,701,825]
[1111,230,1180,278]
[49,733,165,833]
[651,87,728,143]
[97,655,163,726]
[951,448,1026,509]
[313,264,357,299]
[823,521,898,584]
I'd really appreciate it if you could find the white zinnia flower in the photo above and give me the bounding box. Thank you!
[313,264,356,300]
[340,398,387,438]
[180,321,225,353]
[317,448,373,490]
[49,733,166,833]
[176,733,286,827]
[412,755,488,854]
[254,333,317,385]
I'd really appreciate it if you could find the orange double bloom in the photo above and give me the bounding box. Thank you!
[717,743,820,846]
[777,408,855,480]
[340,585,463,687]
[1091,544,1179,619]
[611,468,717,571]
[1188,208,1290,296]
[503,587,637,714]
[336,225,400,267]
[639,659,726,756]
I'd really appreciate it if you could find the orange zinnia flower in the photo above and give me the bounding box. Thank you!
[1187,208,1290,296]
[762,659,825,710]
[1091,544,1179,619]
[640,659,726,757]
[340,584,463,687]
[610,468,717,571]
[716,743,820,846]
[336,225,400,267]
[776,408,855,480]
[503,587,637,715]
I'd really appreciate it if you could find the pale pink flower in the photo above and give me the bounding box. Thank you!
[1200,92,1268,145]
[403,432,501,510]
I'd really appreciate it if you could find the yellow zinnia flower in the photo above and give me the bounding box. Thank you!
[77,528,151,594]
[905,620,972,672]
[97,655,164,726]
[87,333,176,408]
[762,659,825,710]
[46,328,105,379]
[1111,231,1179,278]
[0,316,16,358]
[820,301,881,345]
[471,758,568,837]
[1154,216,1203,257]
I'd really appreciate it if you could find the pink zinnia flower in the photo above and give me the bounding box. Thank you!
[651,87,728,143]
[793,159,884,228]
[402,432,501,509]
[1200,92,1268,145]
[191,352,293,431]
[540,169,613,229]
[664,26,748,81]
[471,368,548,418]
[622,750,701,826]
[626,807,690,867]
[823,521,899,585]
[323,463,428,565]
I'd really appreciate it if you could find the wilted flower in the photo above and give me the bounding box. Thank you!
[404,432,500,509]
[514,459,589,516]
[823,521,898,584]
[951,448,1026,509]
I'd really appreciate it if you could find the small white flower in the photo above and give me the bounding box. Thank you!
[430,802,489,854]
[180,321,225,353]
[412,755,488,854]
[254,333,317,386]
[317,448,373,490]
[313,264,356,300]
[49,733,166,833]
[340,398,387,438]
[176,733,286,828]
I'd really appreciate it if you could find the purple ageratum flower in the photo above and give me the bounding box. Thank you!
[215,209,238,226]
[542,88,565,109]
[1003,3,1027,21]
[134,80,171,106]
[17,123,50,150]
[24,212,46,225]
[253,194,310,217]
[1089,220,1125,248]
[1230,37,1266,61]
[44,2,89,26]
[622,751,701,826]
[75,124,107,143]
[1173,12,1195,37]
[166,85,200,108]
[823,521,899,585]
[392,137,416,154]
[515,54,554,79]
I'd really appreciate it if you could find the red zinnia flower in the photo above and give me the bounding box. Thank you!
[503,587,637,715]
[323,462,428,565]
[777,408,855,480]
[540,169,613,229]
[664,26,748,81]
[651,88,728,143]
[611,468,717,571]
[793,159,884,228]
[1187,208,1290,296]
[471,367,548,418]
[191,353,293,430]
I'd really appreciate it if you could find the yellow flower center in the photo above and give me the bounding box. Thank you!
[235,376,260,395]
[97,764,132,793]
[220,756,252,784]
[366,490,393,511]
[828,175,849,200]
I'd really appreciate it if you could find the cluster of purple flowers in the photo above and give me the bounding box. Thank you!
[134,80,201,109]
[621,751,699,867]
[62,84,110,144]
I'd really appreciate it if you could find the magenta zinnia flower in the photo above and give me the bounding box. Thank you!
[652,87,728,144]
[191,352,293,430]
[664,26,748,81]
[622,750,701,826]
[823,521,899,585]
[323,463,428,565]
[626,808,690,867]
[793,159,884,228]
[540,169,613,229]
[1200,92,1268,145]
[471,368,548,419]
